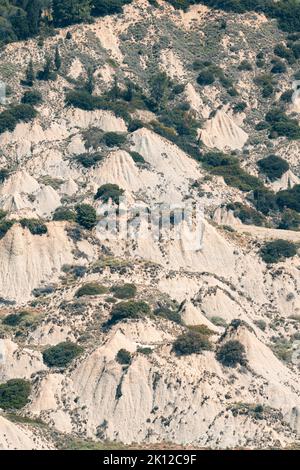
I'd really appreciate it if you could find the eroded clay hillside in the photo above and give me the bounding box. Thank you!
[1,0,300,450]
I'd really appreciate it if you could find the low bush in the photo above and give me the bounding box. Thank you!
[271,59,287,74]
[276,185,300,212]
[154,306,182,325]
[252,188,278,215]
[53,207,76,222]
[20,219,47,235]
[94,184,124,204]
[9,104,37,123]
[233,102,247,113]
[0,379,31,410]
[116,349,132,365]
[265,109,300,140]
[254,319,267,331]
[129,151,146,165]
[42,342,83,368]
[109,300,151,325]
[0,220,14,239]
[173,331,212,356]
[2,311,31,327]
[216,340,247,367]
[227,202,265,226]
[75,283,108,297]
[260,239,297,263]
[75,152,103,168]
[0,104,37,134]
[210,316,227,327]
[254,74,275,98]
[280,90,294,102]
[110,283,137,299]
[257,154,289,181]
[197,70,215,86]
[137,347,153,355]
[188,324,215,336]
[75,204,97,229]
[238,60,253,71]
[102,132,127,148]
[65,90,98,111]
[0,168,9,183]
[21,90,42,105]
[278,209,300,230]
[201,153,263,192]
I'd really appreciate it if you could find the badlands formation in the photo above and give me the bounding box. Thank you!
[0,0,300,450]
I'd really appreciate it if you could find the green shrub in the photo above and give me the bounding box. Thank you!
[173,331,212,356]
[42,342,83,368]
[2,311,31,327]
[276,185,300,212]
[129,151,146,165]
[280,90,294,102]
[278,209,300,230]
[116,348,132,365]
[260,239,297,263]
[94,184,124,204]
[197,70,215,86]
[0,379,31,410]
[227,202,265,226]
[65,89,98,111]
[0,111,17,134]
[0,168,9,183]
[271,59,287,74]
[254,319,267,331]
[0,220,15,239]
[233,102,247,113]
[102,132,127,148]
[270,337,293,362]
[137,347,153,355]
[20,219,47,235]
[75,152,103,168]
[110,283,137,299]
[53,207,76,222]
[254,74,275,98]
[154,306,182,325]
[21,90,42,105]
[210,316,227,327]
[75,204,97,229]
[201,153,262,193]
[9,104,37,123]
[238,60,252,71]
[265,109,300,140]
[252,188,278,215]
[188,324,215,336]
[36,56,57,81]
[0,209,6,220]
[109,300,151,325]
[75,283,108,297]
[274,43,294,61]
[257,154,289,182]
[216,340,247,367]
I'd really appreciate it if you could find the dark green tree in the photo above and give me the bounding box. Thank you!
[24,58,35,86]
[52,0,91,27]
[54,45,61,71]
[85,66,95,94]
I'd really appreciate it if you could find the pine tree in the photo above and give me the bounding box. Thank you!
[52,0,91,27]
[37,55,55,81]
[85,67,95,94]
[24,59,35,86]
[54,46,61,71]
